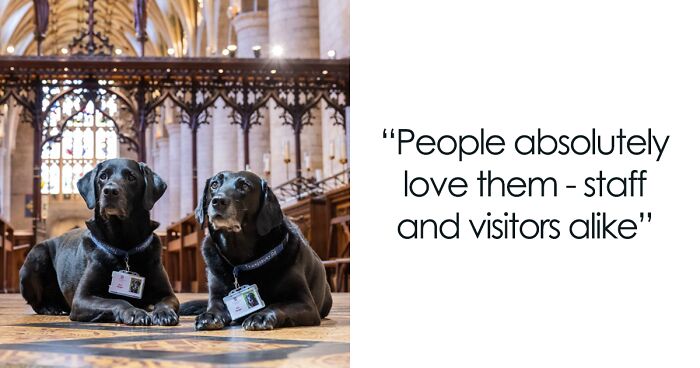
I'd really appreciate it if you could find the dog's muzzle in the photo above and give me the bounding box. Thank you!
[208,197,243,232]
[99,185,128,218]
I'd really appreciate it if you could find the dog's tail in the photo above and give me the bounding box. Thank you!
[179,300,208,315]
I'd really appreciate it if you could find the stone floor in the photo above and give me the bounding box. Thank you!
[0,293,349,367]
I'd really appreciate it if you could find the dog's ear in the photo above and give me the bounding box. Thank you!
[77,162,102,209]
[195,177,210,228]
[139,162,167,210]
[256,181,283,236]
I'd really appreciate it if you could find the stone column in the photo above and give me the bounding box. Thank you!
[180,124,193,217]
[196,121,213,196]
[3,146,9,218]
[319,0,349,178]
[319,0,350,58]
[234,10,270,175]
[166,123,181,225]
[153,136,169,230]
[211,99,238,174]
[234,11,269,58]
[0,147,5,219]
[268,0,323,185]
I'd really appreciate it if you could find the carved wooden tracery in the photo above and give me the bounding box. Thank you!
[0,56,350,236]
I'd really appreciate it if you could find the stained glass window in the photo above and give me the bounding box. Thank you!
[41,88,119,195]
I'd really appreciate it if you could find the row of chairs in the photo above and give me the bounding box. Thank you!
[0,219,34,293]
[163,214,207,293]
[164,185,351,293]
[0,185,350,294]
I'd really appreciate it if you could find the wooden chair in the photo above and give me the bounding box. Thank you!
[165,222,182,292]
[323,214,350,292]
[180,214,206,292]
[165,214,207,293]
[3,228,34,293]
[0,220,7,293]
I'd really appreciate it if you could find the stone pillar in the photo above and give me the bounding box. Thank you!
[234,11,269,58]
[241,119,270,175]
[211,100,238,174]
[234,10,270,176]
[319,0,350,58]
[319,0,349,178]
[196,121,213,196]
[180,124,193,217]
[269,0,320,58]
[268,0,323,185]
[3,146,9,218]
[166,123,181,225]
[0,147,5,219]
[153,137,169,230]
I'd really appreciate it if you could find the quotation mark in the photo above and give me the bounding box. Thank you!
[383,129,395,139]
[640,212,651,222]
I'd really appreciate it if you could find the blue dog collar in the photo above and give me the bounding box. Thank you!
[232,234,288,278]
[89,232,154,271]
[214,232,289,288]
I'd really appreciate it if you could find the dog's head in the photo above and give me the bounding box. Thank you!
[77,158,167,220]
[195,171,283,236]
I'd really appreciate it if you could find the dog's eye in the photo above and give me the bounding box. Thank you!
[237,181,251,191]
[126,173,136,182]
[99,173,108,181]
[210,181,219,190]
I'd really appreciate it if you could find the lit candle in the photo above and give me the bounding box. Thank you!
[263,153,271,173]
[339,137,347,161]
[329,140,335,159]
[283,141,290,161]
[304,152,311,171]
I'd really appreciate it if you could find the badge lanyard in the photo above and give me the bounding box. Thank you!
[89,232,154,271]
[90,232,153,299]
[216,233,288,320]
[214,233,288,288]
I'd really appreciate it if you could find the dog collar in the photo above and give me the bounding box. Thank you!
[215,233,289,289]
[89,232,154,271]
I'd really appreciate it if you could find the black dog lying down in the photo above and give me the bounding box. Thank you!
[180,171,332,331]
[20,158,179,326]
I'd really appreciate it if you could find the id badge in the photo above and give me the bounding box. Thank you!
[223,284,265,320]
[108,271,145,299]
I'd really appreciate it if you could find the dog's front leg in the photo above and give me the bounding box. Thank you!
[152,294,179,326]
[241,300,321,331]
[195,273,232,330]
[147,267,180,326]
[69,265,152,326]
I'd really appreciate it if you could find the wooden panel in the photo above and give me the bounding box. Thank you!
[183,232,198,248]
[165,224,182,292]
[166,214,206,293]
[167,240,180,252]
[283,197,329,259]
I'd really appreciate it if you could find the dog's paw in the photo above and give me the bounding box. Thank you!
[242,310,278,331]
[195,312,229,331]
[36,306,67,315]
[120,307,152,326]
[152,307,179,326]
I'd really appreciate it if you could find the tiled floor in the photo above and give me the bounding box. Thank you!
[0,293,349,367]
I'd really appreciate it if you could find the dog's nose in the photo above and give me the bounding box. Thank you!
[102,186,120,197]
[211,196,228,209]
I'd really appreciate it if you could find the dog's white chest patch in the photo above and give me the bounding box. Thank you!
[224,284,265,320]
[108,271,145,299]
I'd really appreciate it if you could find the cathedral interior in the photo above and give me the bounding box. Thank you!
[0,0,350,366]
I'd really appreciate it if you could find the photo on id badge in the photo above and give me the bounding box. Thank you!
[129,278,142,293]
[245,291,259,308]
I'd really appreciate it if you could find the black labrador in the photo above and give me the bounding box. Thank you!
[20,158,179,326]
[180,171,332,331]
